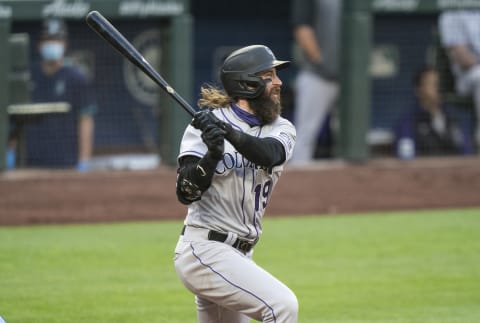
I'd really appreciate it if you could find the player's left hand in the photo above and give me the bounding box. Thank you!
[201,124,226,160]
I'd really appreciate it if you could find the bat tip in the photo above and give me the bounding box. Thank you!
[85,10,100,21]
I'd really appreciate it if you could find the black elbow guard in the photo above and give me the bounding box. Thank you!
[176,172,202,205]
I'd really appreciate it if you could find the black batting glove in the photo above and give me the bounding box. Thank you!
[201,124,226,160]
[192,108,235,143]
[191,109,221,131]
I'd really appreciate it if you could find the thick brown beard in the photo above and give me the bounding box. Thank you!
[248,91,282,125]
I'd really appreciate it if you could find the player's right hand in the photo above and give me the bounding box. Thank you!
[200,124,226,160]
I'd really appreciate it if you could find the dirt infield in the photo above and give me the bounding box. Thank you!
[1,157,480,226]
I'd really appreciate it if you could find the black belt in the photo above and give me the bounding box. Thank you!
[181,226,256,253]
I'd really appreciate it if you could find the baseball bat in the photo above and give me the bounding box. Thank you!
[85,10,197,116]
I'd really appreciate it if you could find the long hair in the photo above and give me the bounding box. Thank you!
[197,84,233,109]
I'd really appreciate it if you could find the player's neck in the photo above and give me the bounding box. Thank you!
[236,99,254,115]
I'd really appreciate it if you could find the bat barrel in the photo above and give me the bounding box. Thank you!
[85,11,197,117]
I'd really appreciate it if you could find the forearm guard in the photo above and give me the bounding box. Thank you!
[223,124,285,167]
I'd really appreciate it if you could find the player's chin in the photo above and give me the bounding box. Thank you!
[269,90,281,105]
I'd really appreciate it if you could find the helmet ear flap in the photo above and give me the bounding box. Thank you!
[238,77,266,98]
[221,72,266,99]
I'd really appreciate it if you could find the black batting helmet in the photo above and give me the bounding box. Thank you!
[220,45,290,99]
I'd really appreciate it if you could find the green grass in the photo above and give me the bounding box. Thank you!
[1,208,479,322]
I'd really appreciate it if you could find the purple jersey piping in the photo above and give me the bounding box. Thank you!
[178,149,205,160]
[241,165,252,237]
[221,107,254,237]
[190,243,277,322]
[220,108,243,132]
[252,127,264,238]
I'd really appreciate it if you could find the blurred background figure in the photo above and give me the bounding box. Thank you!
[23,18,97,171]
[394,66,474,159]
[438,10,480,151]
[289,0,342,165]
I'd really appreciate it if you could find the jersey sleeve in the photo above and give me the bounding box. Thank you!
[178,125,208,161]
[267,118,296,163]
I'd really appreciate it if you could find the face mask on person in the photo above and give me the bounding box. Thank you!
[40,42,65,61]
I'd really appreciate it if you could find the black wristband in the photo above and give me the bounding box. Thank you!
[197,152,221,181]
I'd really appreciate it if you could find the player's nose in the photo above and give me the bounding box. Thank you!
[272,74,282,86]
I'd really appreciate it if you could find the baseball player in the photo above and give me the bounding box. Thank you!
[174,45,298,323]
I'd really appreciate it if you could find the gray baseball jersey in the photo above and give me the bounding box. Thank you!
[178,107,296,240]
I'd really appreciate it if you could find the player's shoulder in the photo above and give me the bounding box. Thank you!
[212,107,245,128]
[261,116,296,139]
[211,106,232,118]
[273,115,295,129]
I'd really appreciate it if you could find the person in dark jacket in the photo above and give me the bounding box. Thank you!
[394,66,474,158]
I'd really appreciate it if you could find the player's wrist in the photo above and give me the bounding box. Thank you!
[203,150,223,163]
[223,126,243,147]
[188,153,219,191]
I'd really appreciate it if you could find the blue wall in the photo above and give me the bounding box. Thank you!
[371,14,437,130]
[14,4,465,153]
[371,13,475,137]
[191,0,296,100]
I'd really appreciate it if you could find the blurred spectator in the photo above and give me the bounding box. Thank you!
[289,0,342,165]
[394,66,474,159]
[20,18,97,171]
[439,10,480,150]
